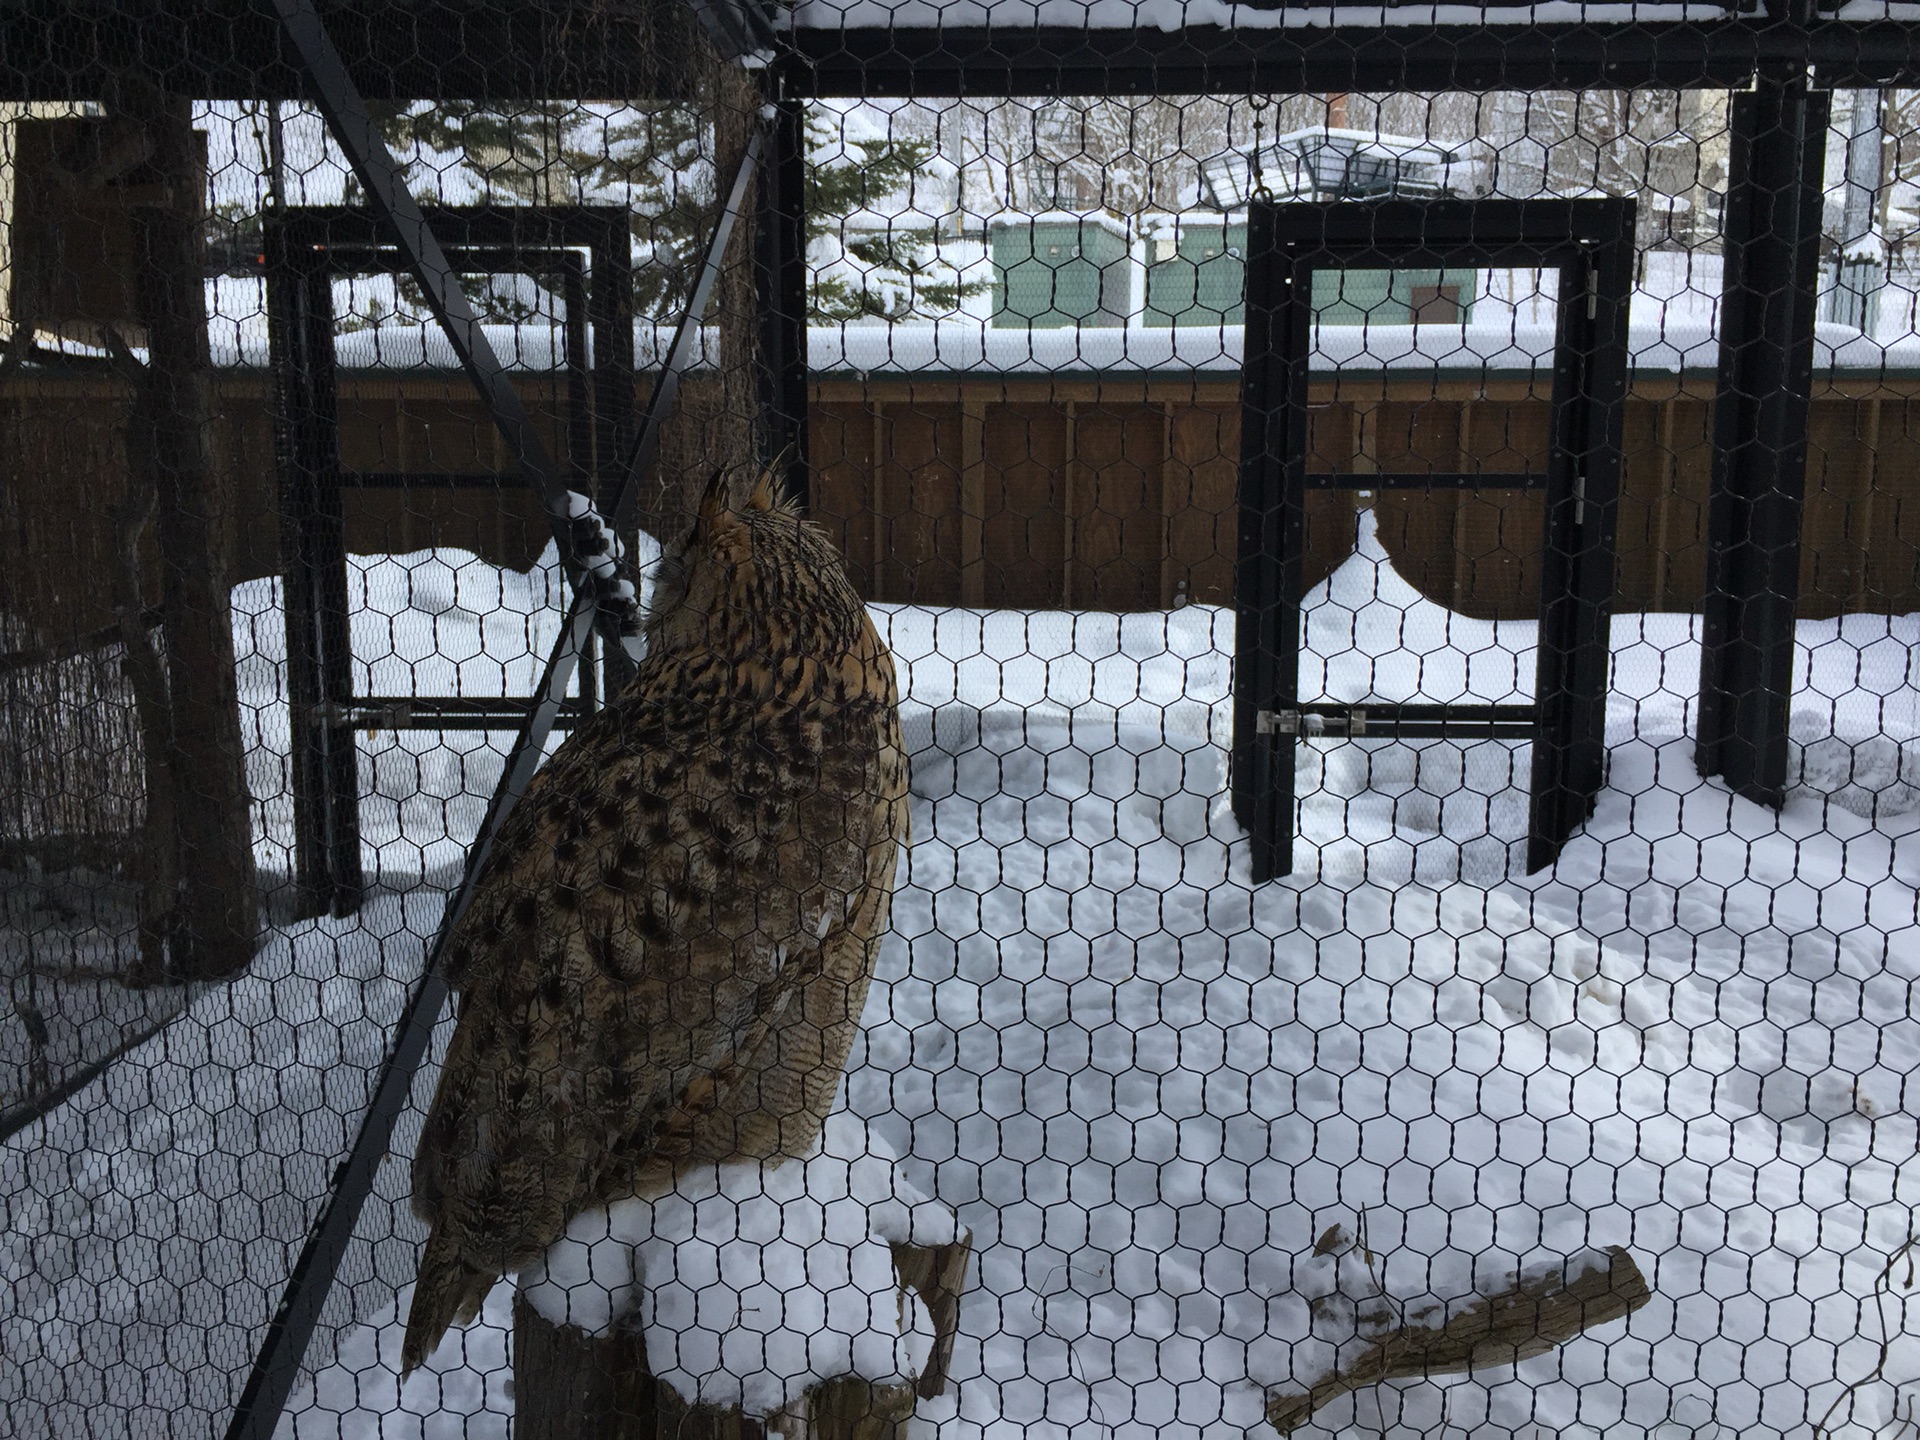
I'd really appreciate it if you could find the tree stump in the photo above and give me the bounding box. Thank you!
[513,1231,972,1440]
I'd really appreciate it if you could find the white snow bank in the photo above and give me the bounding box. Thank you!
[10,505,1920,1440]
[0,890,444,1440]
[517,1111,961,1418]
[276,513,1920,1440]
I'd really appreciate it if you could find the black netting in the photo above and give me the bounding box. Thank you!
[3,7,1919,1440]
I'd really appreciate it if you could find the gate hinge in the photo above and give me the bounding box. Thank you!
[1572,469,1587,526]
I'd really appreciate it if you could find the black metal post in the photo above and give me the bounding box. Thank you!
[560,254,599,712]
[266,237,362,917]
[608,130,767,532]
[1696,71,1830,804]
[588,215,638,694]
[757,84,811,503]
[1232,205,1299,881]
[1527,231,1634,873]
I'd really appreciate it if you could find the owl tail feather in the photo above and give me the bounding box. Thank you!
[402,1231,497,1374]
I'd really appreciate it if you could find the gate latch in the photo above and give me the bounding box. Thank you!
[1257,708,1368,736]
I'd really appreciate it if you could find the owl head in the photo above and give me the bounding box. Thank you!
[644,461,866,662]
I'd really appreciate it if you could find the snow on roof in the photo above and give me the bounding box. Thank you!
[132,318,722,375]
[985,209,1135,238]
[1835,1,1920,15]
[788,0,1741,31]
[1263,126,1471,162]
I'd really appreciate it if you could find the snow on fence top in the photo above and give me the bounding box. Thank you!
[22,270,1920,377]
[808,317,1920,375]
[786,0,1744,30]
[133,315,1920,378]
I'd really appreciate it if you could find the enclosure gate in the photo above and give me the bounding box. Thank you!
[266,206,637,918]
[1233,198,1635,882]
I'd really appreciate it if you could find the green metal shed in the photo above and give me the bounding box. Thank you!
[1143,216,1476,327]
[1144,221,1248,326]
[990,214,1131,328]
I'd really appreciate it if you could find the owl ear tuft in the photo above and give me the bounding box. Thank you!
[696,468,734,528]
[745,467,779,514]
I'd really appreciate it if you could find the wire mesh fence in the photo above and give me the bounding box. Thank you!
[3,4,1920,1440]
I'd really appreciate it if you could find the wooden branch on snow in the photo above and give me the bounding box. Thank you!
[1266,1246,1652,1435]
[514,1230,972,1440]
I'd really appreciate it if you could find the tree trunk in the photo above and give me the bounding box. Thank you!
[118,80,259,981]
[105,434,179,984]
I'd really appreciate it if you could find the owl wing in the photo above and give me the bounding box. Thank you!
[401,683,902,1370]
[641,695,911,1169]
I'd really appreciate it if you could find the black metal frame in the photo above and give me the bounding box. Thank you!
[7,5,1920,99]
[1696,71,1831,806]
[267,207,636,920]
[757,84,813,503]
[785,19,1920,97]
[268,0,648,660]
[1234,198,1635,882]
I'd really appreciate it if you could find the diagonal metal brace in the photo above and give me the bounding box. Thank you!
[221,111,769,1440]
[267,0,644,654]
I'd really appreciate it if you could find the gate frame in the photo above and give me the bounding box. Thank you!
[1233,198,1636,882]
[266,204,637,918]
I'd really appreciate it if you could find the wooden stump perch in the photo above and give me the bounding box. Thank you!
[514,1231,972,1440]
[1266,1246,1653,1435]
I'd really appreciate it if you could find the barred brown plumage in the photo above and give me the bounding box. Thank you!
[401,464,909,1374]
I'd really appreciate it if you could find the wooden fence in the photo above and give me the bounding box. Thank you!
[2,368,1918,647]
[811,375,1920,620]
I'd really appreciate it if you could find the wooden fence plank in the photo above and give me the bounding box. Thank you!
[981,402,1068,608]
[9,374,1920,631]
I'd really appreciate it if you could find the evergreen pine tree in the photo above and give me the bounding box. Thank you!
[349,101,981,324]
[805,110,985,322]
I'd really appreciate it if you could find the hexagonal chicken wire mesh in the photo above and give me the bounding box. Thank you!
[3,5,1920,1440]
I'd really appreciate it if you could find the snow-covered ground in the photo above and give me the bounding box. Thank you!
[6,512,1920,1440]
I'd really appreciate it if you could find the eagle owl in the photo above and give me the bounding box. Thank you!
[402,465,909,1372]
